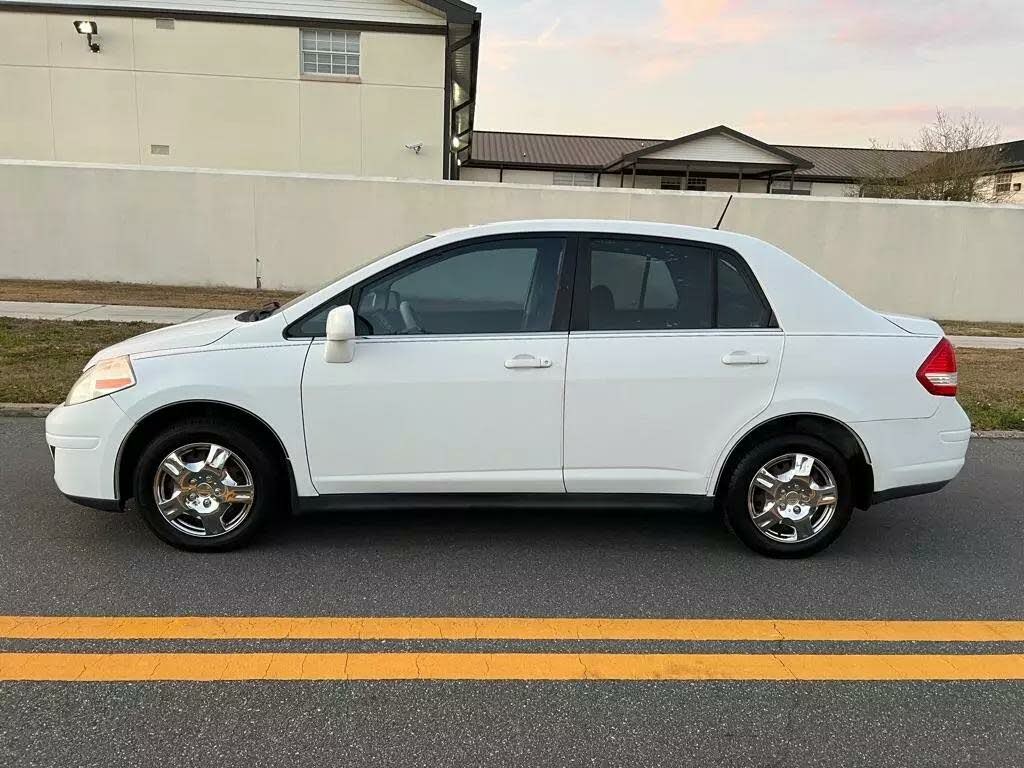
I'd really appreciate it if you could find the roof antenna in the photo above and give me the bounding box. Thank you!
[714,194,733,230]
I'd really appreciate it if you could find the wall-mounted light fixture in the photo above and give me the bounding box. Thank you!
[73,20,101,53]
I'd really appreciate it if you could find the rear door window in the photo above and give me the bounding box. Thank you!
[585,238,714,331]
[577,236,774,331]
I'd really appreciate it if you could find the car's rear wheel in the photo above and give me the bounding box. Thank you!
[133,419,282,551]
[723,435,853,558]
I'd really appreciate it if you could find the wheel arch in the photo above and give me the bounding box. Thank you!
[712,413,875,510]
[116,400,295,504]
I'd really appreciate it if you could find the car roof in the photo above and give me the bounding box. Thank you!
[431,219,756,249]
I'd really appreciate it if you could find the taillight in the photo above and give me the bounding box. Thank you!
[916,337,958,396]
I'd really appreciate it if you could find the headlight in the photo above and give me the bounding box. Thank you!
[66,355,136,406]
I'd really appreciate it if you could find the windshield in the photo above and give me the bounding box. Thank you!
[274,236,435,316]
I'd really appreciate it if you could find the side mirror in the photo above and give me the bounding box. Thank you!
[324,305,356,363]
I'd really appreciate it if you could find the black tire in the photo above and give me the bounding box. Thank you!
[722,434,853,558]
[133,418,283,551]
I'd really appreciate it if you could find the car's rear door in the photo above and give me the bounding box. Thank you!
[563,234,784,496]
[299,233,574,495]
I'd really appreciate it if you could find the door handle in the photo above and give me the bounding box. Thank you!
[722,351,769,366]
[505,354,552,369]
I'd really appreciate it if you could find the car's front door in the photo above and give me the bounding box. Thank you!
[563,235,784,496]
[300,234,573,495]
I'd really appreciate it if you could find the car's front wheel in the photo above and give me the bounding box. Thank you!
[133,419,282,551]
[723,435,854,558]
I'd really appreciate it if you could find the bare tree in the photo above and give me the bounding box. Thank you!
[859,110,1007,203]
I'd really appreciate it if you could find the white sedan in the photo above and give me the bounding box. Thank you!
[45,220,970,557]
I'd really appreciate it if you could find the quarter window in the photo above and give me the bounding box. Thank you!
[301,29,360,76]
[716,255,772,328]
[355,238,567,336]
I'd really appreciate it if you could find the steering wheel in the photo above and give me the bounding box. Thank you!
[399,300,425,334]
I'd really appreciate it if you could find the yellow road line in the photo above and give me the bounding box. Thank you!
[1,617,1023,642]
[2,652,1023,681]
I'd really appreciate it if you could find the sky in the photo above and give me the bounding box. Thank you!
[471,0,1024,147]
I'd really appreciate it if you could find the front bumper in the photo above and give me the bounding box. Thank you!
[853,398,971,497]
[45,397,135,506]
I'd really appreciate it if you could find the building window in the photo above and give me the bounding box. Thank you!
[686,177,707,192]
[770,179,812,195]
[301,29,360,77]
[660,177,681,191]
[994,173,1012,193]
[553,171,596,187]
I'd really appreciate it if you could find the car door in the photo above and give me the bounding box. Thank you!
[563,234,784,496]
[299,234,574,495]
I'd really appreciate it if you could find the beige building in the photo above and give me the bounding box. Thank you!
[0,0,480,179]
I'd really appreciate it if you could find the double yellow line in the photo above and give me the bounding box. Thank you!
[2,616,1023,681]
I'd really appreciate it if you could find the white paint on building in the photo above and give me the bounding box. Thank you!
[643,134,792,165]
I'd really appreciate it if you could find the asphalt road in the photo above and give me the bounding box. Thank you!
[1,416,1022,767]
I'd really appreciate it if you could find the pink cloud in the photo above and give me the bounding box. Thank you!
[821,0,1022,50]
[482,0,784,82]
[744,104,1024,144]
[660,0,780,45]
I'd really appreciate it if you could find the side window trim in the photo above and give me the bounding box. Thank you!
[286,232,578,339]
[569,233,778,333]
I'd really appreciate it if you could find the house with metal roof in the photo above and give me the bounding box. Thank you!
[461,126,1023,202]
[0,0,479,179]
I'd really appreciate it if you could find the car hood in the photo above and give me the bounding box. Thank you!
[85,313,240,369]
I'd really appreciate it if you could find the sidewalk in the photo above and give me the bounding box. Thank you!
[0,300,238,324]
[1,300,1023,350]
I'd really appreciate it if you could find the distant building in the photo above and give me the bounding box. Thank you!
[0,0,480,179]
[460,125,1024,204]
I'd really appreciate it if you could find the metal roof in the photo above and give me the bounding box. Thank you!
[468,130,944,180]
[0,0,479,24]
[984,139,1024,171]
[775,145,938,179]
[470,131,654,170]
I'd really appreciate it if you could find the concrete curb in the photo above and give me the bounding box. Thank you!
[0,403,56,417]
[1,403,1021,440]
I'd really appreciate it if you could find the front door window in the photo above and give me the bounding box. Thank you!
[356,237,567,336]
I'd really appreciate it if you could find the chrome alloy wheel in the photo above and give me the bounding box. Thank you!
[152,443,255,538]
[746,453,839,544]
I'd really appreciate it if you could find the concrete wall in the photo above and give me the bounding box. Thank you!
[2,160,1022,322]
[0,10,445,178]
